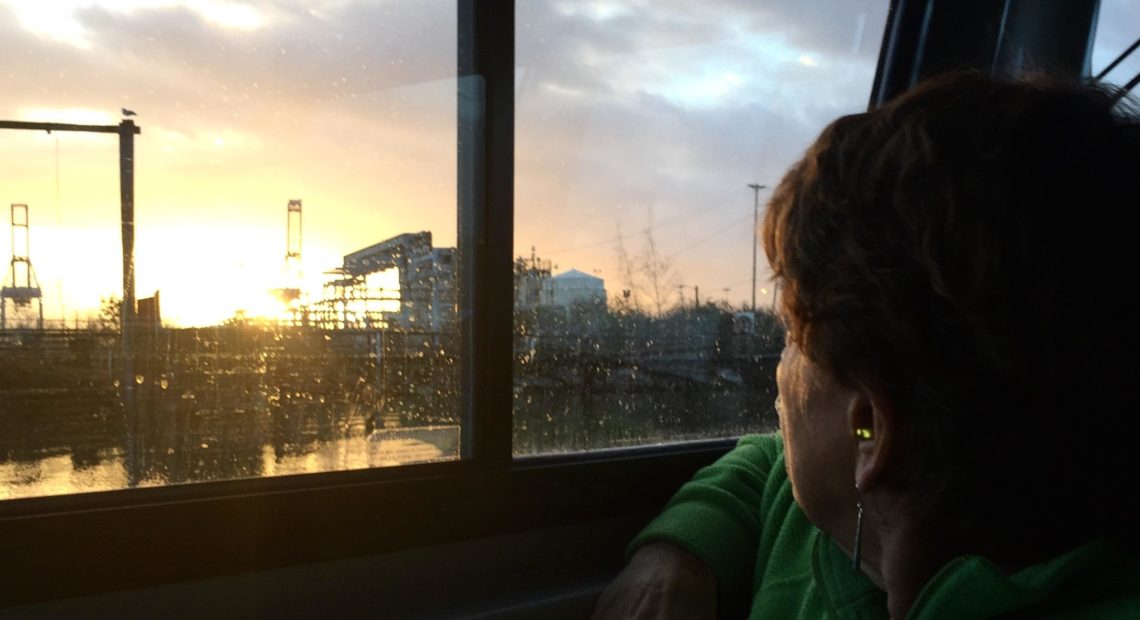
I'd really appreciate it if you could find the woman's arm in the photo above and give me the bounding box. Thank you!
[591,541,717,619]
[593,434,785,617]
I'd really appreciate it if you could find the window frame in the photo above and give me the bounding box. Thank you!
[0,0,1102,607]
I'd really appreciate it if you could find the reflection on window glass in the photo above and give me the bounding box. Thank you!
[513,1,888,454]
[1091,0,1140,85]
[0,1,459,500]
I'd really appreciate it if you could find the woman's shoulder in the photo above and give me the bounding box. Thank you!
[909,538,1140,619]
[736,431,783,452]
[729,432,785,469]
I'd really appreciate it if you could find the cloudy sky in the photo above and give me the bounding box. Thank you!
[0,0,1135,326]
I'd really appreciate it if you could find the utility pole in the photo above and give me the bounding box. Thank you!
[1,116,142,483]
[747,183,767,312]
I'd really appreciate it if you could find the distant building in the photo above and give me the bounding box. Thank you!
[550,269,606,308]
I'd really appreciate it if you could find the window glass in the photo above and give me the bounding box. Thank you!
[0,1,459,500]
[514,1,888,454]
[1091,0,1140,85]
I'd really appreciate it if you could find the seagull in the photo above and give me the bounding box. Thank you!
[121,108,137,117]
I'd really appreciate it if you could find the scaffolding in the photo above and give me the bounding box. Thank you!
[340,232,456,332]
[1,203,43,330]
[514,246,553,310]
[305,268,399,330]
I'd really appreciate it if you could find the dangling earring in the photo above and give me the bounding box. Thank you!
[852,491,865,573]
[851,429,870,573]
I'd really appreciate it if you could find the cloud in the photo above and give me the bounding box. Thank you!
[514,1,887,298]
[5,1,268,50]
[0,0,891,322]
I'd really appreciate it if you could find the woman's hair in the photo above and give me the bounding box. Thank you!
[763,72,1140,549]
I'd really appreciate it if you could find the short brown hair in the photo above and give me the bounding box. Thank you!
[764,73,1140,548]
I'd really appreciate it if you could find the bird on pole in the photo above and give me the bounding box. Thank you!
[121,108,137,117]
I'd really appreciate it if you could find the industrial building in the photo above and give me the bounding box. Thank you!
[513,251,606,314]
[549,269,605,309]
[310,232,456,333]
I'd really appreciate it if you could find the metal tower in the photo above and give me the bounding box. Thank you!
[286,198,302,281]
[275,199,303,305]
[1,203,44,330]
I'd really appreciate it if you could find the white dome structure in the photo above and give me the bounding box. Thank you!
[550,269,606,307]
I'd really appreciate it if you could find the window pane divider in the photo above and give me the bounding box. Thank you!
[458,0,515,467]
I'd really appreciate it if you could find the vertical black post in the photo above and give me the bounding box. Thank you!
[119,119,139,484]
[870,0,936,107]
[993,1,1100,78]
[870,0,1100,108]
[458,0,514,464]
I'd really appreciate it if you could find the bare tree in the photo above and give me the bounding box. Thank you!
[613,206,680,316]
[97,296,122,331]
[639,211,679,315]
[614,223,643,313]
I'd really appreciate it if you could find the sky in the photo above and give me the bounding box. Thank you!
[0,0,1135,326]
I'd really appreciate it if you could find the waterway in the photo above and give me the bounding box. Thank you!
[0,429,459,501]
[0,317,782,501]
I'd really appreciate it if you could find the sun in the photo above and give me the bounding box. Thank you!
[235,290,293,323]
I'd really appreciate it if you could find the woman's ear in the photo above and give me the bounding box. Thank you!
[848,387,898,491]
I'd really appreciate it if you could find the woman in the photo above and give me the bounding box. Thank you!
[593,73,1140,618]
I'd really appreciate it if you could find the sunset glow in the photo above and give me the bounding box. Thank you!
[29,0,1138,327]
[1,1,457,326]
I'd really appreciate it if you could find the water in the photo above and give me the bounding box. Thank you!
[0,310,783,500]
[0,430,459,501]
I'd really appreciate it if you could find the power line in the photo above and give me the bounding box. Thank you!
[717,277,752,289]
[666,213,751,259]
[545,201,743,255]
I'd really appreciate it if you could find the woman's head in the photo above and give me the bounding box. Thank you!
[765,73,1140,550]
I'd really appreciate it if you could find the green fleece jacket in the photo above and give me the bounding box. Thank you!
[631,433,1140,618]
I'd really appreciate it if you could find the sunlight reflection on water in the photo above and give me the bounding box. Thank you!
[0,427,461,501]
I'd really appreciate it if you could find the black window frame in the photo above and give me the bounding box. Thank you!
[0,0,1102,607]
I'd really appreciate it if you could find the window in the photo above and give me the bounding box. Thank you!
[0,0,896,500]
[0,1,461,500]
[1091,0,1139,87]
[2,0,1108,610]
[513,1,889,454]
